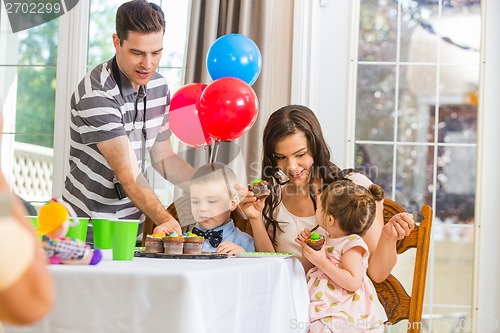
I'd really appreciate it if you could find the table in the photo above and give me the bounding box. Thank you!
[5,251,310,333]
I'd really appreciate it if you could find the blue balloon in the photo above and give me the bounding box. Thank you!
[206,33,262,86]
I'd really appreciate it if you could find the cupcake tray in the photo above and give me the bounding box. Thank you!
[134,251,228,260]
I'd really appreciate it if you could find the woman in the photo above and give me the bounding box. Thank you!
[240,105,414,280]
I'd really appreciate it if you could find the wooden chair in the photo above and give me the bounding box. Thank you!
[373,198,433,333]
[141,194,251,246]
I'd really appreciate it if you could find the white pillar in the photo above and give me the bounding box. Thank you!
[52,0,89,197]
[474,0,500,330]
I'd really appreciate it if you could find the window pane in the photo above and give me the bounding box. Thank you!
[396,145,434,212]
[430,240,473,324]
[2,20,59,66]
[158,67,182,93]
[399,64,437,143]
[87,0,117,67]
[354,144,393,196]
[15,66,56,148]
[437,104,477,144]
[355,64,395,141]
[440,2,481,63]
[161,0,190,68]
[358,0,398,62]
[439,64,479,98]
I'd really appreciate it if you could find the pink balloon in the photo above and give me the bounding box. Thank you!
[169,83,211,148]
[198,78,259,141]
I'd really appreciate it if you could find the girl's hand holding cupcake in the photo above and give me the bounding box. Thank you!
[300,240,327,268]
[295,228,312,246]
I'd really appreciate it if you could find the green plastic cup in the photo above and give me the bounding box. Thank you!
[26,216,42,240]
[26,215,38,229]
[66,217,89,242]
[110,219,139,261]
[92,218,111,249]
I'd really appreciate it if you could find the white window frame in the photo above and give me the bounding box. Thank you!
[52,1,90,198]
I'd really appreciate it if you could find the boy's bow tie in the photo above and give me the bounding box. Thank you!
[191,227,223,248]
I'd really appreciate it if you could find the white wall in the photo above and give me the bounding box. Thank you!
[475,0,500,329]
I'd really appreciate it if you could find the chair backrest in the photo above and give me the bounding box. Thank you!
[372,198,433,333]
[141,194,251,246]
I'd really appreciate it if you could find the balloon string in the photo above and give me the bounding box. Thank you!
[207,143,212,164]
[204,144,210,164]
[208,141,214,163]
[212,140,220,163]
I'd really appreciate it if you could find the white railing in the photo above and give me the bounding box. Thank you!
[12,141,53,204]
[11,142,174,209]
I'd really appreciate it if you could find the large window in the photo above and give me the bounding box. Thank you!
[0,0,189,207]
[0,5,59,204]
[293,0,483,331]
[355,1,479,331]
[87,0,189,93]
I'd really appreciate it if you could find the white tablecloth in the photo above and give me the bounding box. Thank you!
[5,251,310,333]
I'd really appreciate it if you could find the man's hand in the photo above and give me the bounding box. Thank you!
[153,218,182,236]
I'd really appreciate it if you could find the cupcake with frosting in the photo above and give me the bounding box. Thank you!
[144,233,164,253]
[306,232,325,251]
[248,178,269,198]
[162,232,185,254]
[183,232,204,254]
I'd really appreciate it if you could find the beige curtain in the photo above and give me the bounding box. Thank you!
[180,0,294,183]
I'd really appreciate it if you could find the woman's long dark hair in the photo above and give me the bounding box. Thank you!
[261,105,345,245]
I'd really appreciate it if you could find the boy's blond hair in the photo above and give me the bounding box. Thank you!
[190,162,238,198]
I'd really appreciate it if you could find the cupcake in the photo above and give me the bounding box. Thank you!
[162,232,185,254]
[248,178,269,198]
[306,232,325,251]
[183,232,205,254]
[144,234,164,253]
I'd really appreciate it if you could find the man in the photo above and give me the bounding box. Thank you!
[63,0,193,239]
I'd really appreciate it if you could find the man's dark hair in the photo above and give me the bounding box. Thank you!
[116,0,165,44]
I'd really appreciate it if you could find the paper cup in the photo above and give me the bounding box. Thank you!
[92,218,111,249]
[26,216,42,240]
[66,217,89,242]
[110,219,139,261]
[26,215,38,229]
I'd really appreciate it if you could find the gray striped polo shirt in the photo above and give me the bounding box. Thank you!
[63,57,171,220]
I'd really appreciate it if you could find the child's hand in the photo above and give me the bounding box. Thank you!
[216,241,245,255]
[301,242,327,268]
[295,228,312,245]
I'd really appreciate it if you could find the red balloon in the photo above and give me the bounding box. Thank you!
[198,78,259,141]
[169,83,211,147]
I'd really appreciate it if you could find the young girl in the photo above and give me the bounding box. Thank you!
[240,104,414,279]
[296,180,387,333]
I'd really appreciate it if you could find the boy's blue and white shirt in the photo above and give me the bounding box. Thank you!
[192,220,255,253]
